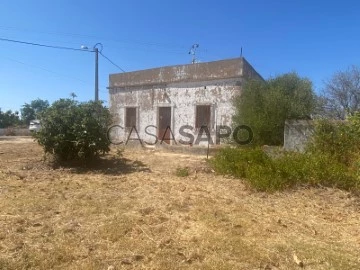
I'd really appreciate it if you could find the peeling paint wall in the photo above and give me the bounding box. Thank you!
[109,79,242,146]
[108,57,262,147]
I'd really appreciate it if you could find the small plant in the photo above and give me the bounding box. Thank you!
[175,167,190,177]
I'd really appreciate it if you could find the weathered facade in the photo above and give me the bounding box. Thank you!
[108,57,262,147]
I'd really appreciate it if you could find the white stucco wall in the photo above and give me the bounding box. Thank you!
[109,78,243,147]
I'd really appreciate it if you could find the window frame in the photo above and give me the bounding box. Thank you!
[195,104,212,129]
[125,107,137,129]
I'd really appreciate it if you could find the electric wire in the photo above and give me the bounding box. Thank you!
[0,36,127,73]
[99,52,125,72]
[0,25,188,50]
[1,55,109,90]
[0,37,91,52]
[1,55,90,84]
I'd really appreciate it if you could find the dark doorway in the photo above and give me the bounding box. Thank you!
[158,107,171,144]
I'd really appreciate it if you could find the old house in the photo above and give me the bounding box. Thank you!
[108,57,262,147]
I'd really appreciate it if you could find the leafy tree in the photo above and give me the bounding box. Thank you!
[34,99,112,163]
[320,65,360,119]
[233,73,315,145]
[21,98,49,125]
[0,109,22,128]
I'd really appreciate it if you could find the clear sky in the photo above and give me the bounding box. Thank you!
[1,0,359,113]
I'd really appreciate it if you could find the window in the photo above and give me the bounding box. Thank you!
[195,105,211,129]
[125,107,137,128]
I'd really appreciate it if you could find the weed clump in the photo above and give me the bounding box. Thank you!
[175,167,190,177]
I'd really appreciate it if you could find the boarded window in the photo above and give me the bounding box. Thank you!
[195,105,211,128]
[125,107,137,128]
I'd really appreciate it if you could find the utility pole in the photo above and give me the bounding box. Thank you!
[82,43,102,102]
[95,46,99,102]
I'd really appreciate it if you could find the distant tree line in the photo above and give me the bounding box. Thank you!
[0,98,49,128]
[0,109,21,128]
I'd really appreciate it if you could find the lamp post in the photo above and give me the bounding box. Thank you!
[81,43,103,102]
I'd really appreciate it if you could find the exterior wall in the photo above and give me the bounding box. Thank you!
[109,78,242,146]
[108,57,262,147]
[284,120,314,152]
[110,57,262,88]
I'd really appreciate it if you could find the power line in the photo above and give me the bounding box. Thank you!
[0,25,188,50]
[99,51,126,72]
[0,36,126,73]
[1,55,109,91]
[0,37,91,52]
[1,55,90,84]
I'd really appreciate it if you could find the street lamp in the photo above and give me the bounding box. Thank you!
[81,43,103,102]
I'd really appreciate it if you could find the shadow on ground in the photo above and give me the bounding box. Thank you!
[66,156,151,175]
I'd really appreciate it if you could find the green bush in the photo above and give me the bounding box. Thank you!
[209,147,271,178]
[175,167,190,177]
[34,99,112,164]
[211,148,359,192]
[307,119,360,166]
[232,73,315,146]
[211,113,360,193]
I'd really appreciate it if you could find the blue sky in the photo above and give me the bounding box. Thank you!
[1,0,359,112]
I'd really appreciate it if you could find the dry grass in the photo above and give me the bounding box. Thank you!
[0,137,359,269]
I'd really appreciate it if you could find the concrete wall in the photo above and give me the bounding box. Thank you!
[109,78,241,146]
[109,57,262,88]
[284,120,314,152]
[109,57,262,147]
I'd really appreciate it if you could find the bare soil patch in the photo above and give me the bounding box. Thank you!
[0,137,359,269]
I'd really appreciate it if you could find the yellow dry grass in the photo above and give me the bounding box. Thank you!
[0,137,359,269]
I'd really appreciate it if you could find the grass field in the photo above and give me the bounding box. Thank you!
[0,137,359,269]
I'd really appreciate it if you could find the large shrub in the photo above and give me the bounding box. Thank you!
[233,73,315,146]
[34,99,112,163]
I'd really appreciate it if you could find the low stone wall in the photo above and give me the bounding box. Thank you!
[284,120,314,152]
[0,128,31,136]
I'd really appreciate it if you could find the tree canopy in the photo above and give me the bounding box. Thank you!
[233,72,316,145]
[21,98,49,125]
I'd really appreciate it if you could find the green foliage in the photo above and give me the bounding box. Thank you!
[209,147,271,178]
[0,109,22,128]
[213,85,360,194]
[233,73,315,146]
[175,167,190,177]
[307,119,360,166]
[21,98,49,125]
[34,99,112,164]
[210,148,359,192]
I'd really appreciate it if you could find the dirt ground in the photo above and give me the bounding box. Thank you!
[0,137,359,270]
